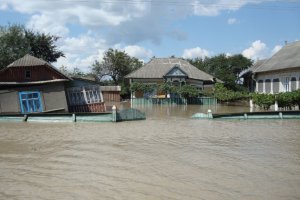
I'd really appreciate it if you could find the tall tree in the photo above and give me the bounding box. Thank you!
[0,24,64,69]
[188,54,252,91]
[91,48,142,85]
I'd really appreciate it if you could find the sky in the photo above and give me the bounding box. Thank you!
[0,0,300,72]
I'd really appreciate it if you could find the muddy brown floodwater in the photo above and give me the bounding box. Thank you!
[0,105,300,200]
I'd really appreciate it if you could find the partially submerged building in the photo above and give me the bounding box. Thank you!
[0,54,105,114]
[252,41,300,94]
[125,57,220,98]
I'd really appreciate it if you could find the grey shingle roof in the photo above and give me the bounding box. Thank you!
[239,59,267,77]
[126,58,218,81]
[254,41,300,73]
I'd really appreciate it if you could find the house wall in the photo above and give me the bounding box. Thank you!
[42,83,69,112]
[255,68,300,93]
[100,86,121,102]
[0,82,68,113]
[186,79,204,89]
[102,91,121,102]
[0,66,65,82]
[0,90,20,113]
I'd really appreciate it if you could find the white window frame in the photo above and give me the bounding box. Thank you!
[67,85,103,106]
[283,77,290,92]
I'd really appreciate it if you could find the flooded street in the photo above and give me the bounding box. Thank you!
[1,105,300,199]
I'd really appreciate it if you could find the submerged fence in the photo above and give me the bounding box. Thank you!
[131,97,217,106]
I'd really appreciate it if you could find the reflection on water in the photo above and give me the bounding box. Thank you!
[0,105,300,200]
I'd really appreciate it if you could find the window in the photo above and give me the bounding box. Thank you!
[67,85,102,106]
[291,77,297,91]
[258,80,264,93]
[19,91,43,113]
[284,77,290,92]
[273,79,280,93]
[265,79,271,93]
[25,70,31,79]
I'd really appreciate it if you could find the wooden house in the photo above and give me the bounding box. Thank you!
[0,54,105,114]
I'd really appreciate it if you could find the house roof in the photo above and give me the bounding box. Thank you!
[126,58,219,82]
[254,41,300,73]
[0,79,69,87]
[239,59,267,77]
[3,54,71,80]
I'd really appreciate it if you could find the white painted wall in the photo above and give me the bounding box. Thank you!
[255,69,300,93]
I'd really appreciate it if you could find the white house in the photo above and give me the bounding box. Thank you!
[253,41,300,94]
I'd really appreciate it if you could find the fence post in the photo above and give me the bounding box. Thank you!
[72,113,76,122]
[274,100,279,111]
[112,105,117,122]
[207,109,213,119]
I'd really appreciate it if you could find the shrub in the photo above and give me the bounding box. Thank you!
[252,93,275,110]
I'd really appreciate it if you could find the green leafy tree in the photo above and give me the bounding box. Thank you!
[91,48,143,98]
[188,54,252,91]
[0,24,64,69]
[91,48,142,85]
[178,85,199,98]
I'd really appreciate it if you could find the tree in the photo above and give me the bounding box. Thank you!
[188,54,252,91]
[0,24,64,69]
[91,48,143,98]
[91,48,142,85]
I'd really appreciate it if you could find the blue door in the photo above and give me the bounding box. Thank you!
[19,92,43,113]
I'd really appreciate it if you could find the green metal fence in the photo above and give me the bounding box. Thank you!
[132,97,217,106]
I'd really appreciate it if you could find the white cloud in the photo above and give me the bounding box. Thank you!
[242,40,268,60]
[227,18,237,25]
[242,40,283,60]
[123,45,153,60]
[53,34,108,72]
[1,0,267,45]
[271,45,282,55]
[182,47,210,59]
[193,0,261,16]
[1,0,272,72]
[0,2,8,10]
[27,14,70,37]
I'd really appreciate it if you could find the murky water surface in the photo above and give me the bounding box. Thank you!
[1,105,300,200]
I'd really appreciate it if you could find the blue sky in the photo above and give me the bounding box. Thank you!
[0,0,299,72]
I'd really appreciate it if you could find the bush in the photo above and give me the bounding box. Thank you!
[178,85,199,98]
[214,83,249,102]
[252,93,275,110]
[130,82,155,93]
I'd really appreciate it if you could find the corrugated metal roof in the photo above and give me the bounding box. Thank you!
[4,54,72,80]
[125,58,218,82]
[8,54,48,67]
[254,41,300,73]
